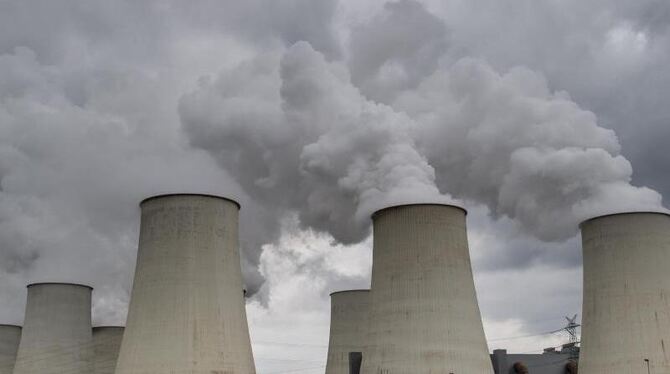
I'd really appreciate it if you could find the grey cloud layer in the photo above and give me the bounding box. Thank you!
[0,45,248,323]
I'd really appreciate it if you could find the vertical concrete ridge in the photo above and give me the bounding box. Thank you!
[325,290,370,374]
[12,283,93,374]
[114,194,256,374]
[362,204,492,373]
[579,212,670,373]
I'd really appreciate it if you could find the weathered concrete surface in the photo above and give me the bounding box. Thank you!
[12,283,93,374]
[362,204,492,374]
[325,290,369,374]
[93,327,124,374]
[114,194,256,374]
[0,325,21,374]
[580,212,670,373]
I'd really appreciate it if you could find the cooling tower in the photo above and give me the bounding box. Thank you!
[93,327,124,374]
[0,325,21,374]
[579,212,670,373]
[361,204,492,374]
[114,194,256,374]
[12,282,93,374]
[325,290,370,374]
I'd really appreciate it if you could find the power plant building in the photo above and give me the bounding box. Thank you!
[0,324,21,374]
[490,348,578,374]
[12,282,94,374]
[114,194,256,374]
[362,204,493,373]
[93,326,124,374]
[325,290,369,374]
[579,212,670,373]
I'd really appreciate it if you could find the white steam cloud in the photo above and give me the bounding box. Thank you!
[396,58,664,240]
[180,42,448,244]
[181,43,664,247]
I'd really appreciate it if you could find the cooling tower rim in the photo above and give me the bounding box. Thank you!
[93,325,125,330]
[372,203,467,219]
[579,210,670,228]
[0,324,21,328]
[329,289,370,296]
[140,193,241,209]
[26,282,93,290]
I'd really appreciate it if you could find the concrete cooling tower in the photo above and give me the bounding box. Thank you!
[580,212,670,373]
[12,282,93,374]
[114,194,256,374]
[325,290,370,374]
[93,327,124,374]
[0,325,21,374]
[361,204,492,374]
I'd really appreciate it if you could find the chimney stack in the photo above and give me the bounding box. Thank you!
[114,194,256,374]
[325,290,369,374]
[12,283,93,374]
[0,324,21,374]
[579,212,670,372]
[362,204,492,373]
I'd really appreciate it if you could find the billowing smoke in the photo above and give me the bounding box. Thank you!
[180,42,448,245]
[180,42,664,250]
[395,59,664,240]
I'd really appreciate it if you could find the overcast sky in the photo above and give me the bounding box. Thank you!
[0,1,669,373]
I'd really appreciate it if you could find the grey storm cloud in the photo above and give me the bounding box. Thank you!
[0,0,341,64]
[348,0,450,102]
[0,0,669,364]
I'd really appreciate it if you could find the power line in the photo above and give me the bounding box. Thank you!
[487,329,563,342]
